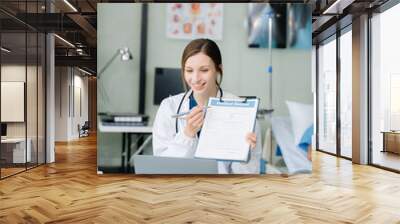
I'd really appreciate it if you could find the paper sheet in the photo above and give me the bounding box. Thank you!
[194,98,259,161]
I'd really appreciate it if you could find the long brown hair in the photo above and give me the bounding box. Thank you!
[181,38,223,90]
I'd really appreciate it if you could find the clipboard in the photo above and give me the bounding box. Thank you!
[194,96,259,162]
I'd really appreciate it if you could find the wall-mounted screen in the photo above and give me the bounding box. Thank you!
[247,3,311,49]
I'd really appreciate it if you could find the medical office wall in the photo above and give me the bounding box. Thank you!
[97,3,312,172]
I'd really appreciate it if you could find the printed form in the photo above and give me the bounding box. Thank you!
[194,97,259,162]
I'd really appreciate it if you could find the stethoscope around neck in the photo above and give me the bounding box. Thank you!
[175,85,224,134]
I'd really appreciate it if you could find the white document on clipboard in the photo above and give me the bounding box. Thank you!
[194,97,259,162]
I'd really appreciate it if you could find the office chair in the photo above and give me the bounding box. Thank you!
[79,121,90,138]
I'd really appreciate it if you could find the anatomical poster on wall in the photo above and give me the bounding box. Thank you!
[166,3,223,40]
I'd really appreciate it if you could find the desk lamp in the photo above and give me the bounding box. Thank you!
[98,47,133,79]
[98,47,133,112]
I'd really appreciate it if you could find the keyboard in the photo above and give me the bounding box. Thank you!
[102,122,148,127]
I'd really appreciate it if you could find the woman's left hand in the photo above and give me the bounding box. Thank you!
[246,132,257,150]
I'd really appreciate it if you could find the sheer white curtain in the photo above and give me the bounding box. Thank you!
[340,30,352,158]
[318,38,337,154]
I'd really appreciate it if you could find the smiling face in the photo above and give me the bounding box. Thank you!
[183,52,219,94]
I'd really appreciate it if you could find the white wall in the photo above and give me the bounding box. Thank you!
[1,64,46,164]
[97,4,142,114]
[97,3,143,168]
[1,65,38,138]
[72,73,89,138]
[55,67,89,141]
[55,66,68,141]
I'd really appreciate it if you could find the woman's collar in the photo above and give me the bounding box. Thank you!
[187,87,223,100]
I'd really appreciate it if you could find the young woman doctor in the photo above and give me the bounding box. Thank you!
[152,39,261,174]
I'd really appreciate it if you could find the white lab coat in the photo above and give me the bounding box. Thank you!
[152,90,261,174]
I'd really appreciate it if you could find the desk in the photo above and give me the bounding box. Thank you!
[1,138,31,165]
[382,131,400,154]
[98,121,152,173]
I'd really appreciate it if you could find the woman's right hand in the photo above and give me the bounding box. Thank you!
[184,106,205,138]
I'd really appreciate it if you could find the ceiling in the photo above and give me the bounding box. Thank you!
[312,0,389,44]
[0,0,391,74]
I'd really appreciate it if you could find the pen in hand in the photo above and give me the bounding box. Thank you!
[171,106,211,119]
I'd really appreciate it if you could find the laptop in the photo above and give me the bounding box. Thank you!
[132,155,218,174]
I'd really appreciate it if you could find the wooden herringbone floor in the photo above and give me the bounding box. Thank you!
[1,135,400,224]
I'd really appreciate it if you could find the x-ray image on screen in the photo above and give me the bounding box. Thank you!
[287,4,312,49]
[247,3,311,49]
[247,4,287,48]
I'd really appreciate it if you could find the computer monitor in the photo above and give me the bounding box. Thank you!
[1,123,7,137]
[153,67,185,105]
